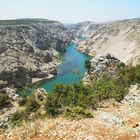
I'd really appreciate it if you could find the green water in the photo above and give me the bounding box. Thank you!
[40,43,91,92]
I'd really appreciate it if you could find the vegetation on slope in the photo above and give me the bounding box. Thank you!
[0,94,9,109]
[84,60,91,70]
[3,63,140,127]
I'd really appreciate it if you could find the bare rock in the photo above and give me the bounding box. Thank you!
[0,19,73,88]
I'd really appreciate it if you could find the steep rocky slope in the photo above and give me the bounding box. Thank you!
[0,19,73,88]
[69,18,140,65]
[83,54,123,84]
[66,21,102,38]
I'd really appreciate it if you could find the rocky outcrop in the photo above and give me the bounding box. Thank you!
[122,84,140,105]
[69,18,140,65]
[83,54,123,84]
[0,19,73,88]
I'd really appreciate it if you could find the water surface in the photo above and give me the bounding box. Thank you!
[41,43,91,91]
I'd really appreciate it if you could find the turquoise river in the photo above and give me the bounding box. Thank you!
[40,43,91,92]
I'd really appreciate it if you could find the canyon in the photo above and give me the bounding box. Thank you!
[0,19,73,88]
[0,18,140,140]
[68,18,140,65]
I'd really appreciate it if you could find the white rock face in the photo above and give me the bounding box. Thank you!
[70,18,140,66]
[83,54,121,84]
[122,84,140,105]
[97,112,124,125]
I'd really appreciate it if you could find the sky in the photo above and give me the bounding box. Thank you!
[0,0,139,23]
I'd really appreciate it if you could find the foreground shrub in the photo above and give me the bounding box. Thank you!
[0,94,9,108]
[91,76,128,102]
[18,98,27,106]
[44,76,128,117]
[45,93,61,117]
[11,111,29,126]
[11,110,44,126]
[26,97,40,112]
[65,106,93,119]
[122,65,140,85]
[134,65,140,83]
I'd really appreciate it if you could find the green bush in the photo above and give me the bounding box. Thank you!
[44,74,128,118]
[85,60,91,69]
[122,65,140,85]
[0,94,9,108]
[11,111,23,126]
[91,76,128,102]
[45,93,61,117]
[65,106,93,119]
[134,65,140,83]
[18,98,27,106]
[26,98,40,112]
[11,111,29,126]
[11,110,44,126]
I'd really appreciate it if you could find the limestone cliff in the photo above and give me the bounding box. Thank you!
[0,19,73,88]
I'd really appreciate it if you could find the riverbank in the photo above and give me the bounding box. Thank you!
[32,60,61,84]
[32,74,54,83]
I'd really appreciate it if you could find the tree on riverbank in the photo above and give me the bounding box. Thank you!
[85,60,91,69]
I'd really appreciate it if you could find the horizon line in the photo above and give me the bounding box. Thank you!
[0,16,139,24]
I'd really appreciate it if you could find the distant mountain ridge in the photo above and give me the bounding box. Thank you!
[0,18,59,25]
[68,18,140,65]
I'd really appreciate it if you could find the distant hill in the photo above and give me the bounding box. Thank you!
[0,18,59,25]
